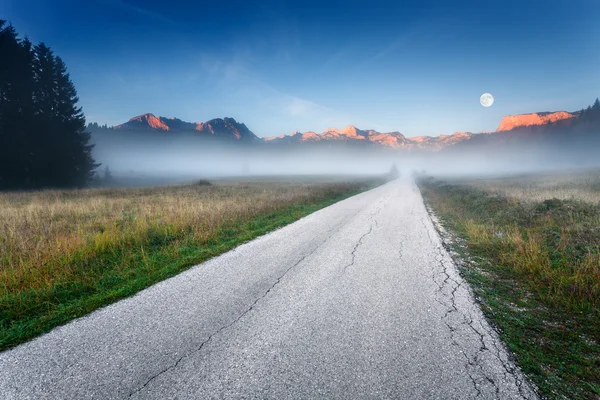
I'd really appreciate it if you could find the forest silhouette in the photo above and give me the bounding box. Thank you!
[0,21,97,189]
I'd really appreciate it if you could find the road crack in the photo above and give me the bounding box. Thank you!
[342,225,373,273]
[128,214,355,398]
[416,190,538,399]
[341,197,387,274]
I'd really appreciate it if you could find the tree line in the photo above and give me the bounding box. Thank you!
[578,98,600,122]
[0,21,98,189]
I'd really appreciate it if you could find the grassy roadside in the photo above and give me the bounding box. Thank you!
[418,177,600,400]
[0,178,384,350]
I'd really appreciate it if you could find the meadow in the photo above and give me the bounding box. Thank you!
[0,177,383,350]
[419,170,600,400]
[460,170,600,203]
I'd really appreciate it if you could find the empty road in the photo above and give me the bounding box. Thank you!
[0,179,538,399]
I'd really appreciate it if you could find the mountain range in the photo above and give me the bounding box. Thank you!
[92,110,581,152]
[113,114,258,141]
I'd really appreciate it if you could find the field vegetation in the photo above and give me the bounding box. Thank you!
[419,170,600,399]
[0,177,383,350]
[460,170,600,204]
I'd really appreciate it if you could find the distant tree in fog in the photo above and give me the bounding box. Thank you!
[389,163,399,179]
[103,165,113,183]
[87,122,112,132]
[592,98,600,120]
[577,99,600,124]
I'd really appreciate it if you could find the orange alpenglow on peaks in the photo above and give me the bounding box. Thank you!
[110,107,582,151]
[126,113,170,130]
[496,111,577,131]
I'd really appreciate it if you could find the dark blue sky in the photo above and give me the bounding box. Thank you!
[2,0,599,136]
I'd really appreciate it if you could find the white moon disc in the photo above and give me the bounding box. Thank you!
[480,93,494,107]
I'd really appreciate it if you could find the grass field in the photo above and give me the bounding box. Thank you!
[459,170,600,204]
[419,171,600,400]
[0,177,384,350]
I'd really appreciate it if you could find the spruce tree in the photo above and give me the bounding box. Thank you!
[592,98,600,122]
[0,23,98,189]
[32,43,59,187]
[0,21,36,188]
[50,55,98,186]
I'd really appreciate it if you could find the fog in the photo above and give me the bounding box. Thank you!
[90,128,600,186]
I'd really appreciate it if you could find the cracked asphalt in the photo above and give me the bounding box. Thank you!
[0,179,538,399]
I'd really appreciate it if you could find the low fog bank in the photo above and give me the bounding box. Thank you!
[94,145,397,183]
[91,133,402,183]
[429,132,600,178]
[91,131,600,186]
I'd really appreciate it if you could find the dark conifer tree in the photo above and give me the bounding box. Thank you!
[0,21,36,188]
[585,105,593,121]
[0,23,98,189]
[48,55,98,186]
[591,98,600,122]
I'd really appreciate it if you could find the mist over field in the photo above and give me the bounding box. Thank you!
[89,123,600,185]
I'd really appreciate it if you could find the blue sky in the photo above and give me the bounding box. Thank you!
[2,0,599,137]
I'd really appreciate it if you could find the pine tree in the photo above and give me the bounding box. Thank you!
[0,24,99,189]
[31,43,98,187]
[591,98,600,122]
[0,21,22,188]
[31,42,60,187]
[0,22,36,188]
[51,55,99,186]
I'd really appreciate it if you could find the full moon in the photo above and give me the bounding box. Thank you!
[480,93,494,107]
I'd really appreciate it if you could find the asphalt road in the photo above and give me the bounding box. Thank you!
[0,179,538,399]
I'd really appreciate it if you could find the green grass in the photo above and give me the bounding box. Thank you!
[419,177,600,400]
[0,178,383,350]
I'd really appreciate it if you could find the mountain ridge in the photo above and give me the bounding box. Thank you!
[496,111,578,132]
[264,125,473,150]
[99,108,582,151]
[114,114,258,141]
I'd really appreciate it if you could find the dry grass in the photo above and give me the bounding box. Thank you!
[0,178,380,349]
[419,174,600,399]
[461,170,600,203]
[0,180,359,297]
